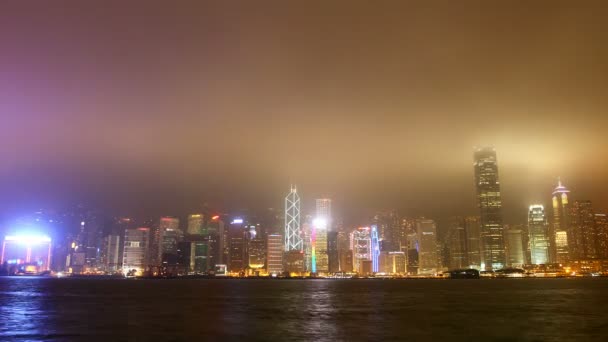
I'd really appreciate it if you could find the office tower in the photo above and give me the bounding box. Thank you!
[153,217,179,267]
[266,234,283,275]
[404,220,419,275]
[228,220,247,274]
[122,227,150,276]
[528,205,550,265]
[372,210,401,252]
[177,236,215,274]
[371,225,380,273]
[327,231,340,273]
[552,180,571,263]
[248,239,266,272]
[447,217,468,270]
[100,234,121,273]
[315,198,332,229]
[337,231,352,272]
[284,186,303,251]
[1,235,52,275]
[464,216,482,269]
[187,214,204,235]
[351,227,371,273]
[570,200,597,260]
[416,219,438,275]
[474,147,506,270]
[311,218,329,273]
[505,226,525,268]
[594,214,608,259]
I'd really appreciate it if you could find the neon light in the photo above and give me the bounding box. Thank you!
[232,218,244,224]
[4,235,51,243]
[311,226,317,274]
[371,225,379,273]
[212,215,220,220]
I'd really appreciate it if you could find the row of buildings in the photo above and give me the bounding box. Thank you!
[2,147,607,276]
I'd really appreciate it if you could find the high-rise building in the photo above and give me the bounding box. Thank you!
[371,225,380,273]
[266,234,283,275]
[337,231,352,272]
[122,227,150,276]
[248,239,266,271]
[552,180,571,263]
[446,217,468,270]
[101,234,121,273]
[464,216,482,269]
[528,205,549,265]
[570,200,597,260]
[504,226,525,268]
[379,251,406,275]
[595,214,608,259]
[372,210,401,252]
[327,231,340,273]
[228,220,247,274]
[187,214,204,235]
[284,186,303,251]
[315,198,332,230]
[312,217,329,274]
[474,147,506,270]
[416,218,438,275]
[153,217,179,267]
[351,227,371,273]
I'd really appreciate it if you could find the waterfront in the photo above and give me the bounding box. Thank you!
[1,278,607,341]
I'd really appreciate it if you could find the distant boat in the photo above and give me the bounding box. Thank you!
[447,269,480,279]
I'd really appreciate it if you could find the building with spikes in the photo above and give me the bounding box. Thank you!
[284,186,303,252]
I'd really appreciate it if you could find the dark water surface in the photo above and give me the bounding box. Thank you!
[1,277,607,341]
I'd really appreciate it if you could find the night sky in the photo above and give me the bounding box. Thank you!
[1,1,607,225]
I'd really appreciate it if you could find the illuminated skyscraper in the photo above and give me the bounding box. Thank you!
[552,180,571,263]
[312,217,329,273]
[1,235,52,275]
[371,225,380,273]
[153,217,179,267]
[594,214,608,259]
[248,239,266,271]
[464,216,481,269]
[284,186,302,251]
[187,214,204,235]
[315,198,332,229]
[122,227,150,276]
[474,147,506,270]
[266,234,283,275]
[505,226,525,268]
[446,217,468,270]
[570,200,597,260]
[416,218,438,275]
[351,227,371,273]
[528,205,549,265]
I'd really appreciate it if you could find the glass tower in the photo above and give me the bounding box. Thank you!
[551,180,570,263]
[528,205,549,265]
[284,186,303,251]
[474,147,506,270]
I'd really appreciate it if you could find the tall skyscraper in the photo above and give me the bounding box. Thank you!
[266,234,284,275]
[570,200,597,260]
[284,186,303,251]
[315,198,332,229]
[474,147,506,270]
[351,227,371,273]
[552,180,571,263]
[187,214,204,235]
[153,217,179,267]
[416,218,438,275]
[528,205,549,265]
[446,217,468,270]
[312,217,329,273]
[371,225,380,273]
[327,231,340,273]
[464,216,482,269]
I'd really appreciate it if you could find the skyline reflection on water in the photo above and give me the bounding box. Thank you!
[1,277,607,341]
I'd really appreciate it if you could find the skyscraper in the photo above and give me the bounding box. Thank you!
[266,234,284,275]
[327,231,340,273]
[552,180,571,263]
[351,227,371,273]
[371,225,380,273]
[284,186,303,251]
[528,205,549,265]
[570,200,597,260]
[416,218,438,275]
[446,217,468,270]
[464,216,482,269]
[595,214,608,259]
[474,147,506,270]
[187,214,204,235]
[312,217,329,274]
[315,198,332,229]
[122,227,150,276]
[504,226,525,268]
[153,217,179,267]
